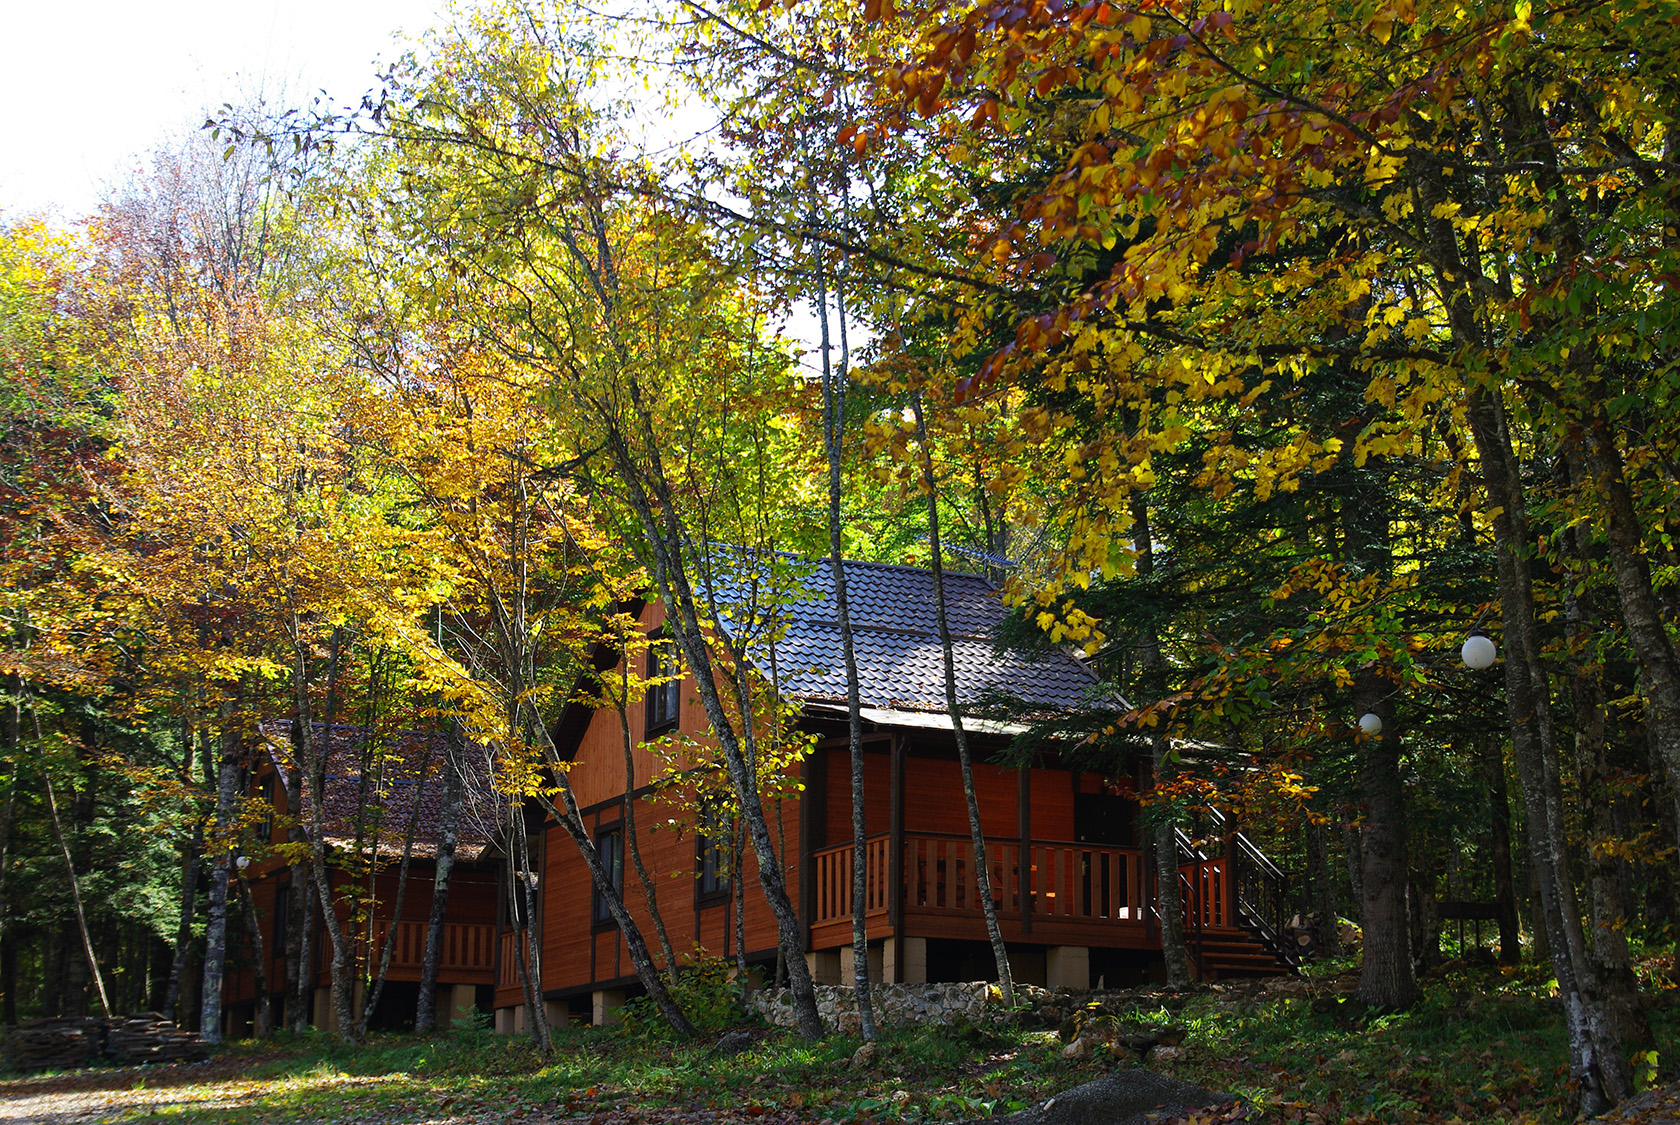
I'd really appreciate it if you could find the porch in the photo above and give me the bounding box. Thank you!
[809,832,1233,958]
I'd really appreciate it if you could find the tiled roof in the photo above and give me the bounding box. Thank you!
[709,556,1109,716]
[259,723,504,861]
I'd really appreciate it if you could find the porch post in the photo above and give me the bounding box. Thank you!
[888,734,905,981]
[800,745,825,943]
[1141,759,1157,945]
[1224,810,1239,928]
[1018,766,1032,935]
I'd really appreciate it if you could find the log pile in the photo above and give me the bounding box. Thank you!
[2,1013,206,1072]
[103,1013,208,1065]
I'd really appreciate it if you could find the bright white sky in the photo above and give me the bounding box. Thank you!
[0,0,445,220]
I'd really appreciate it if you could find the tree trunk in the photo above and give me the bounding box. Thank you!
[1560,447,1649,1048]
[616,699,678,981]
[163,720,202,1024]
[284,753,312,1033]
[416,724,465,1033]
[546,775,696,1036]
[1581,413,1680,837]
[237,877,271,1037]
[293,627,358,1043]
[1130,492,1193,987]
[356,736,432,1038]
[199,720,239,1044]
[600,408,823,1038]
[1480,737,1521,965]
[504,803,550,1053]
[1,935,16,1026]
[1353,680,1417,1007]
[1343,820,1363,926]
[1337,443,1416,1008]
[1464,381,1633,1109]
[1304,812,1341,958]
[816,259,877,1037]
[911,394,1014,1006]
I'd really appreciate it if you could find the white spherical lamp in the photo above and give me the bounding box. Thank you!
[1358,712,1383,736]
[234,855,251,872]
[1462,630,1497,670]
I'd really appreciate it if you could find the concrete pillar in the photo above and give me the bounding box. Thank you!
[1045,945,1090,990]
[439,983,478,1026]
[806,950,842,985]
[883,936,927,984]
[544,999,569,1032]
[1007,948,1048,987]
[494,1005,526,1035]
[593,988,627,1026]
[838,944,884,985]
[729,964,767,993]
[312,987,332,1031]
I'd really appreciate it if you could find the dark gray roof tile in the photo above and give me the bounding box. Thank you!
[707,556,1105,715]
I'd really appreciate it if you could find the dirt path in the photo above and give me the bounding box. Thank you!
[0,1059,277,1123]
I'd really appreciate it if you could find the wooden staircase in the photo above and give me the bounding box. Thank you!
[1175,815,1302,980]
[1188,926,1293,979]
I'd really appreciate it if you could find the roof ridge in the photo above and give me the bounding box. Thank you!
[724,549,999,591]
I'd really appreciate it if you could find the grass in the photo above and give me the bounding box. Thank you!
[0,960,1673,1124]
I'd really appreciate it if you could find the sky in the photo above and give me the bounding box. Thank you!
[0,0,445,220]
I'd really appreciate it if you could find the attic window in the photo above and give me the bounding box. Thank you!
[645,636,681,737]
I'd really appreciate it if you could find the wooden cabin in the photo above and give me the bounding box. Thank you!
[227,726,504,1036]
[503,558,1290,1031]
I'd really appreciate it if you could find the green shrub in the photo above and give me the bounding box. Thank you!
[617,955,744,1037]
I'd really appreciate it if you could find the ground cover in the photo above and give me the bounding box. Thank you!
[1,962,1674,1125]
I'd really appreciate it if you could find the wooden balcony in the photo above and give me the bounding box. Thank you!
[362,920,497,984]
[810,832,1231,952]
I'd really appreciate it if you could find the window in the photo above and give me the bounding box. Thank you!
[696,797,731,901]
[645,638,681,737]
[593,826,624,925]
[260,774,276,840]
[697,834,729,899]
[273,884,290,953]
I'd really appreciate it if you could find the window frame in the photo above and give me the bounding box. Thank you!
[273,883,290,954]
[592,823,625,928]
[644,635,681,738]
[695,796,731,905]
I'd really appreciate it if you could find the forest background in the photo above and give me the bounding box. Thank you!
[1,0,1678,1116]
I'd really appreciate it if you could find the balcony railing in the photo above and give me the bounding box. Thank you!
[363,920,497,977]
[812,832,1228,931]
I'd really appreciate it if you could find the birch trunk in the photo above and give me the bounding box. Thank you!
[416,724,465,1032]
[237,877,271,1037]
[910,394,1014,1006]
[1464,381,1632,1110]
[198,718,240,1042]
[598,406,824,1038]
[814,251,877,1035]
[293,629,358,1043]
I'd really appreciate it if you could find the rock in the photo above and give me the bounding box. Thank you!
[850,1043,878,1070]
[1061,1037,1092,1060]
[713,1030,754,1057]
[1153,1025,1186,1047]
[1148,1045,1184,1063]
[968,1072,1227,1125]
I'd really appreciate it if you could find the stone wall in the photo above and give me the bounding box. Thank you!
[748,981,1057,1034]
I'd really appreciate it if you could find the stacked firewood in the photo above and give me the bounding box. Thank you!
[102,1013,207,1065]
[3,1013,206,1072]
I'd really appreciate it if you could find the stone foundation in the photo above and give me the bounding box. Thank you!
[748,981,1069,1034]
